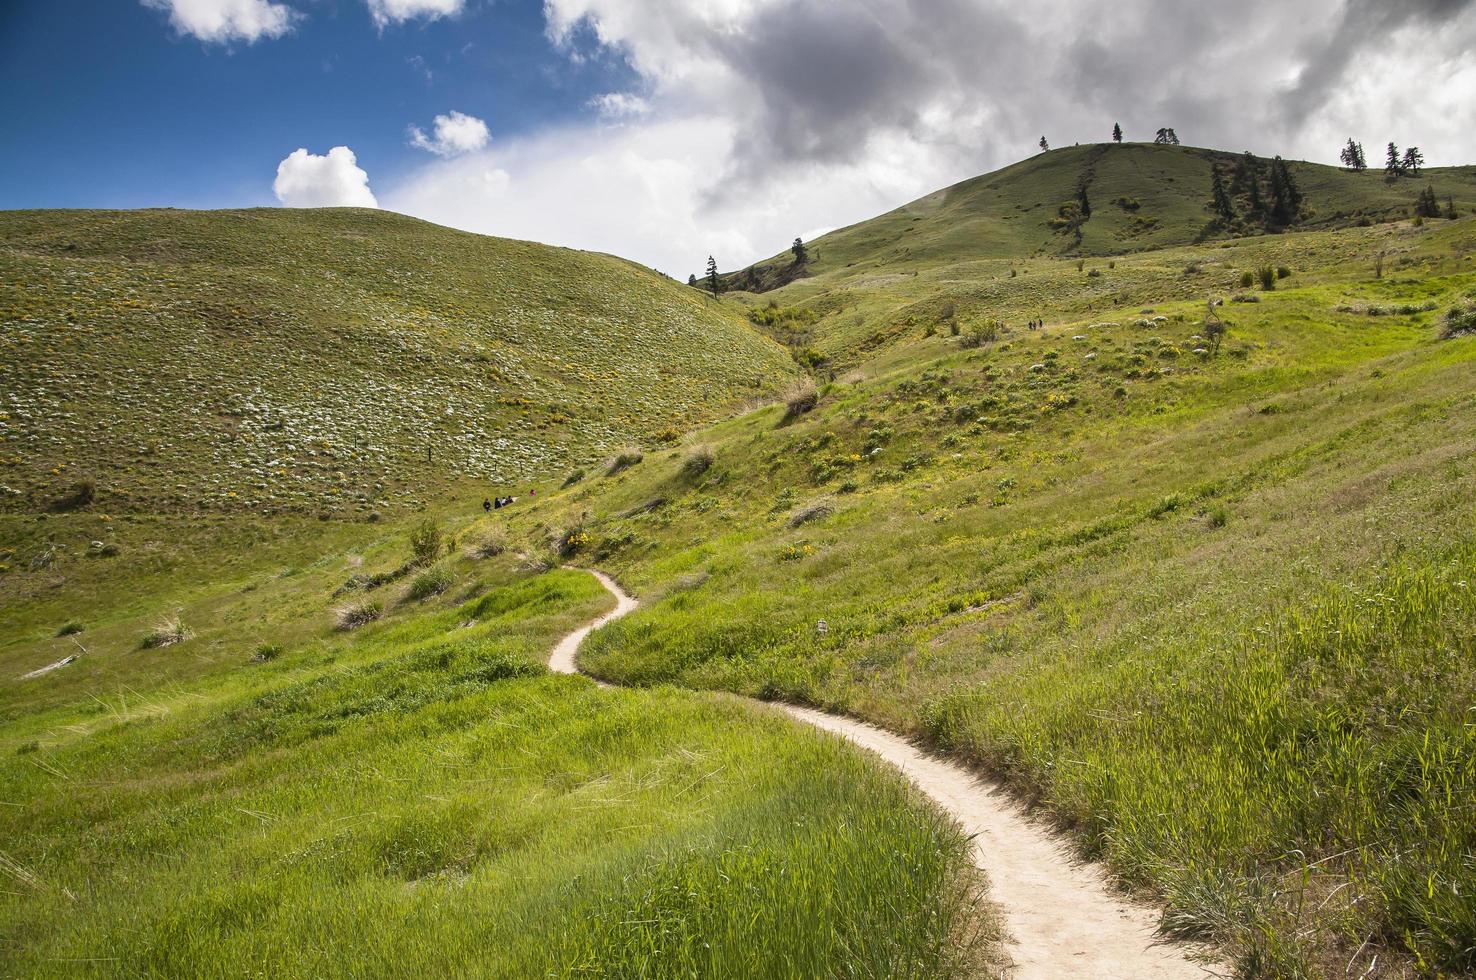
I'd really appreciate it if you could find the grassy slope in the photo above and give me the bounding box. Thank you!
[509,214,1476,976]
[0,207,796,518]
[725,144,1476,363]
[1,562,993,977]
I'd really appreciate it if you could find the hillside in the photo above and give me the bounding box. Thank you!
[0,208,795,518]
[722,142,1476,292]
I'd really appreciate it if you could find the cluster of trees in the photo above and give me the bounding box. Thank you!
[1209,152,1303,230]
[1414,185,1459,220]
[1342,138,1424,180]
[1154,128,1180,145]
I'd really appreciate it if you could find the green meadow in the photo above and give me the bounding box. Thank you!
[4,142,1476,977]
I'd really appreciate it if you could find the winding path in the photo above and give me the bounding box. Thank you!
[550,568,1217,980]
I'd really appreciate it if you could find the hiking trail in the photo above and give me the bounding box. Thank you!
[550,567,1217,980]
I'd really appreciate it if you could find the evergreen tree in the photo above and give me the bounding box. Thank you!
[687,273,697,287]
[791,237,808,265]
[1414,185,1442,219]
[1267,156,1303,227]
[1340,138,1367,172]
[1167,128,1179,145]
[1447,196,1459,220]
[705,255,719,297]
[1402,146,1424,176]
[1075,176,1092,219]
[1154,127,1180,145]
[1210,168,1235,222]
[1385,143,1404,181]
[1039,136,1049,152]
[1112,122,1123,143]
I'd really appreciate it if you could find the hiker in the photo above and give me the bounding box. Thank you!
[483,498,492,514]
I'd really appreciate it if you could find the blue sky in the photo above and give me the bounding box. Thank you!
[0,0,632,210]
[3,0,1474,275]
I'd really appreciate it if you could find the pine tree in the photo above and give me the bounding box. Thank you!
[1155,128,1170,144]
[1167,128,1179,145]
[1446,196,1459,220]
[791,237,808,265]
[1414,185,1441,219]
[1267,157,1302,227]
[1340,138,1367,172]
[1075,176,1092,219]
[1039,136,1049,152]
[1385,143,1404,182]
[1210,168,1235,222]
[1402,146,1424,177]
[687,273,697,287]
[1112,122,1123,143]
[705,255,719,297]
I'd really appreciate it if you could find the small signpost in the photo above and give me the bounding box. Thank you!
[816,619,829,636]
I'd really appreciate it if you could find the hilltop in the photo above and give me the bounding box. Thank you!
[0,208,795,518]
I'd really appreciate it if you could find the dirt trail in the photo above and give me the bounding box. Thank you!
[550,568,1216,980]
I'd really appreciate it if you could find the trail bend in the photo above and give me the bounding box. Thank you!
[549,567,1216,980]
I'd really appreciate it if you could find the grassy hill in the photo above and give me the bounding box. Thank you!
[506,212,1476,976]
[4,150,1476,979]
[726,144,1476,286]
[0,208,796,519]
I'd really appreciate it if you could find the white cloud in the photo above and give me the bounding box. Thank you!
[141,0,298,43]
[386,0,1476,276]
[274,147,379,208]
[409,111,491,157]
[365,0,463,28]
[589,92,653,119]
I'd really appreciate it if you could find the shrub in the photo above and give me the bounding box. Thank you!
[334,600,382,631]
[46,479,95,512]
[251,644,282,663]
[1239,271,1255,288]
[606,449,644,476]
[1204,506,1229,529]
[406,566,454,602]
[781,381,820,423]
[1087,268,1102,278]
[1257,266,1276,291]
[561,469,586,488]
[1276,266,1292,279]
[960,322,998,349]
[1441,304,1476,339]
[55,621,83,637]
[140,617,191,649]
[788,498,835,528]
[466,532,507,559]
[409,520,442,567]
[681,445,714,478]
[557,525,590,558]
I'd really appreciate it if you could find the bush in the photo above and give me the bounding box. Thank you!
[1257,266,1276,291]
[409,520,442,567]
[140,617,191,649]
[55,621,83,637]
[47,479,95,512]
[1276,266,1292,279]
[334,600,382,631]
[251,644,282,663]
[406,565,454,602]
[1239,271,1255,288]
[788,498,835,528]
[781,381,820,424]
[1441,304,1476,339]
[681,446,714,479]
[561,469,585,488]
[557,525,590,558]
[960,322,998,349]
[606,449,644,476]
[466,532,507,559]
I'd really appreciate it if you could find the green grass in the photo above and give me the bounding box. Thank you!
[512,216,1476,976]
[0,207,795,519]
[0,568,993,977]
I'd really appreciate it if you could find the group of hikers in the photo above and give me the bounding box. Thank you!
[1027,318,1045,330]
[483,489,536,513]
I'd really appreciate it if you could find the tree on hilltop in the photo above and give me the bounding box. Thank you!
[791,237,808,265]
[1385,143,1404,182]
[1154,127,1179,145]
[1402,146,1424,177]
[1112,122,1123,143]
[1039,136,1049,152]
[1340,138,1367,172]
[705,255,719,297]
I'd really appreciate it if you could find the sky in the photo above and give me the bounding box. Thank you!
[3,0,1475,277]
